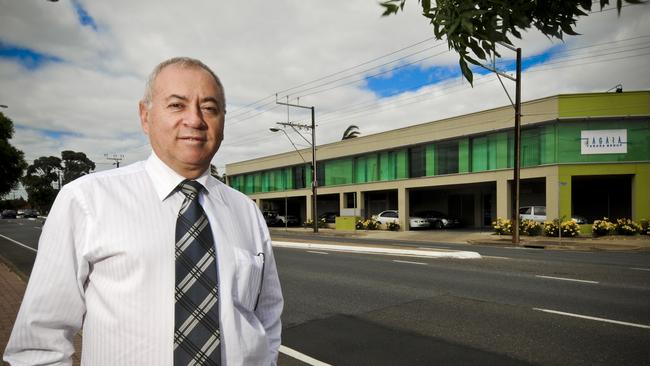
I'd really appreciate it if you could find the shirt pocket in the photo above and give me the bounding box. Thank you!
[232,247,265,312]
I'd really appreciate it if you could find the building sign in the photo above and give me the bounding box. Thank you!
[581,129,627,155]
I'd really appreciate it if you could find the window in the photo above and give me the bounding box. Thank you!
[436,140,459,175]
[536,206,546,215]
[409,145,426,178]
[519,207,531,215]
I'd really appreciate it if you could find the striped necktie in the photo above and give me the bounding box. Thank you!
[174,180,221,365]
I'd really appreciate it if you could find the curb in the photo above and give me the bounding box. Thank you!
[272,241,482,259]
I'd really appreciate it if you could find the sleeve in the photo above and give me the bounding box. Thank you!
[253,209,284,365]
[3,186,90,366]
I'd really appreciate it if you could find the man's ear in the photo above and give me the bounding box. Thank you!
[139,101,150,135]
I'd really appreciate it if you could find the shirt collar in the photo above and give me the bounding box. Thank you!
[144,151,212,201]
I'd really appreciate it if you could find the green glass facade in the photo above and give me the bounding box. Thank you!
[229,119,650,194]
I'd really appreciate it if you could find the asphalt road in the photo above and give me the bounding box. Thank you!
[2,219,650,365]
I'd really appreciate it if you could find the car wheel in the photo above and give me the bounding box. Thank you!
[434,221,443,229]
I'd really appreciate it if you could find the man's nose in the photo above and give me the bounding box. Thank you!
[184,104,205,128]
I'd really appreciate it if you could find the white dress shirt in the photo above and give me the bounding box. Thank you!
[4,153,283,366]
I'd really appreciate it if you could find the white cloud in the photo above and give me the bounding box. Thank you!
[0,0,648,179]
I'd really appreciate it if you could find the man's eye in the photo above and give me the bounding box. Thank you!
[168,103,184,109]
[202,106,220,114]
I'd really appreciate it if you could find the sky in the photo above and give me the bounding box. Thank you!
[1,0,649,195]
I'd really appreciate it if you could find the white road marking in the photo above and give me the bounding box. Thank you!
[0,234,37,253]
[483,255,511,260]
[280,345,332,366]
[535,275,599,284]
[306,250,329,255]
[392,260,427,266]
[533,308,650,329]
[630,267,650,272]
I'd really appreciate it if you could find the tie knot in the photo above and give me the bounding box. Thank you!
[179,180,203,200]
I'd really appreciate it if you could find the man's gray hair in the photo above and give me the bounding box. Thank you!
[142,57,226,111]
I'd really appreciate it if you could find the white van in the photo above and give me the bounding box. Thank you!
[519,206,546,222]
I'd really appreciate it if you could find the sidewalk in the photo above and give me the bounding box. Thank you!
[269,227,650,251]
[0,261,81,366]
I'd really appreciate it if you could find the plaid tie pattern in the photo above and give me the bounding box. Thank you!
[175,180,221,366]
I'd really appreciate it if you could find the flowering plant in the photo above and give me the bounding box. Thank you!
[559,220,580,237]
[640,219,650,235]
[519,219,543,236]
[543,220,559,237]
[592,218,615,236]
[387,221,401,231]
[492,217,512,235]
[304,218,327,228]
[356,218,380,230]
[614,218,642,236]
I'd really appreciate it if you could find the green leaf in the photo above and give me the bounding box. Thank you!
[459,56,474,86]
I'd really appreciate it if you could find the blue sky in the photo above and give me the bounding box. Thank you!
[365,45,564,98]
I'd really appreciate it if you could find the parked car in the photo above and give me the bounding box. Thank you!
[372,210,430,229]
[519,206,587,224]
[18,209,38,218]
[1,209,17,219]
[262,210,282,226]
[276,214,299,226]
[415,210,461,229]
[318,212,338,223]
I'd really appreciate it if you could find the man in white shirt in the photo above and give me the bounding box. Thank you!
[4,57,283,365]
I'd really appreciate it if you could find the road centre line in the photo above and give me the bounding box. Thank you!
[533,308,650,329]
[306,250,329,255]
[631,267,650,272]
[535,275,599,284]
[483,255,511,260]
[393,260,428,266]
[280,345,332,366]
[0,234,37,253]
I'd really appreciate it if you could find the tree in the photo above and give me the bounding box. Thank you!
[210,164,226,183]
[61,150,96,185]
[0,112,27,197]
[380,0,642,84]
[342,125,361,140]
[21,156,62,213]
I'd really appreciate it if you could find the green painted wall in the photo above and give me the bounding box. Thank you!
[559,92,649,118]
[559,163,650,220]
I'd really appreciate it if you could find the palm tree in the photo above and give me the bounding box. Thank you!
[341,125,360,140]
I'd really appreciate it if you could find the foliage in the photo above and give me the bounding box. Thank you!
[341,125,361,140]
[614,218,642,236]
[519,219,542,236]
[21,156,62,213]
[387,221,401,231]
[210,164,226,183]
[0,197,28,211]
[304,218,327,228]
[61,150,96,185]
[592,217,616,236]
[356,218,380,230]
[379,0,642,84]
[543,219,579,237]
[0,112,28,197]
[491,217,512,235]
[640,219,650,235]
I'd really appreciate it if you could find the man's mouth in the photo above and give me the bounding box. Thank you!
[179,136,206,142]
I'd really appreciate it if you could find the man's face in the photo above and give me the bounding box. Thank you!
[139,64,224,178]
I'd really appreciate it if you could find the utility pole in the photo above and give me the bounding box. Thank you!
[105,153,124,168]
[480,45,522,244]
[275,98,318,233]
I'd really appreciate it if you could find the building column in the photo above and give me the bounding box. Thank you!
[339,192,346,213]
[306,193,313,222]
[398,187,409,231]
[496,177,510,220]
[356,191,365,218]
[254,198,261,208]
[632,165,650,220]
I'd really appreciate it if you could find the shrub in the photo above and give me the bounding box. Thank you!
[560,220,580,237]
[519,219,543,236]
[304,218,327,228]
[640,219,650,235]
[492,217,512,235]
[592,217,615,236]
[544,220,559,237]
[356,218,380,230]
[614,218,642,236]
[387,221,400,231]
